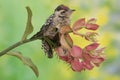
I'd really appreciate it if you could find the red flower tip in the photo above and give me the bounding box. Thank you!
[72,18,85,31]
[85,18,99,30]
[86,23,99,30]
[85,43,99,51]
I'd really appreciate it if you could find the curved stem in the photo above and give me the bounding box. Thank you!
[0,30,74,57]
[0,39,36,57]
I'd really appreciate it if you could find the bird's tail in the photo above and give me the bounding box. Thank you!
[42,40,53,58]
[30,31,43,40]
[30,31,53,58]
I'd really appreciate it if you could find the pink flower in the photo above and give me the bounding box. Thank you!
[71,59,83,72]
[85,18,99,30]
[83,43,105,68]
[72,18,99,31]
[72,18,85,31]
[83,52,104,67]
[55,47,72,63]
[84,32,98,42]
[85,23,99,30]
[84,43,99,51]
[54,18,105,72]
[70,46,82,58]
[82,60,94,70]
[55,44,105,72]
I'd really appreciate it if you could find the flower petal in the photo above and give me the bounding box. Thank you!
[60,26,72,34]
[59,56,72,63]
[92,57,105,64]
[55,47,72,63]
[71,59,83,72]
[72,18,85,31]
[86,23,99,30]
[87,18,97,24]
[95,47,105,53]
[85,43,99,51]
[82,50,105,67]
[82,52,92,61]
[65,34,73,47]
[85,32,98,42]
[83,60,94,70]
[55,47,68,56]
[70,46,82,58]
[60,34,71,50]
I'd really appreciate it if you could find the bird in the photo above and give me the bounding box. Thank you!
[30,4,75,58]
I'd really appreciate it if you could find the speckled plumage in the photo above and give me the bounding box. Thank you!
[30,4,74,58]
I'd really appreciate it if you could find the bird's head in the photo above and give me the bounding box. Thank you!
[54,4,75,18]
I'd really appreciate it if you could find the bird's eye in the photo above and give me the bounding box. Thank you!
[61,11,66,14]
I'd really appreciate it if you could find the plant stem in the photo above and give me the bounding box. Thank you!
[0,29,74,57]
[0,39,35,57]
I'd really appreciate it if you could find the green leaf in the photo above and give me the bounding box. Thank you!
[7,52,39,77]
[21,6,33,41]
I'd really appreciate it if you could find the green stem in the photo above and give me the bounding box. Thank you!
[0,39,36,57]
[0,36,55,57]
[0,30,74,57]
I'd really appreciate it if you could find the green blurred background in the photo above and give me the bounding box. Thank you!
[0,0,120,80]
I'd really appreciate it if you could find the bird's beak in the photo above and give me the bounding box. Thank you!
[68,9,75,16]
[69,9,75,13]
[71,9,75,12]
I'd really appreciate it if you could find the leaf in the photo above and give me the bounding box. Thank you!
[21,6,33,41]
[7,52,39,77]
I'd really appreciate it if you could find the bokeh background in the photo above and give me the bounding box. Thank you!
[0,0,120,80]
